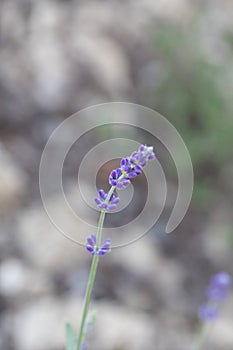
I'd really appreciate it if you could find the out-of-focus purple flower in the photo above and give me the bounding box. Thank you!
[109,168,130,189]
[94,189,119,211]
[207,272,232,301]
[199,303,218,321]
[198,272,232,321]
[81,343,87,350]
[86,234,111,256]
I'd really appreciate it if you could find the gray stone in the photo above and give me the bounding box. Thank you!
[0,258,54,298]
[0,144,27,215]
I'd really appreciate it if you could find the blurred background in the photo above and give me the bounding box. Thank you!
[0,0,233,349]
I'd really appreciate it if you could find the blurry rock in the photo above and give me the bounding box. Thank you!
[201,205,233,266]
[70,34,131,98]
[12,297,83,350]
[109,236,186,313]
[17,191,90,272]
[12,297,155,350]
[210,319,233,348]
[109,236,157,278]
[208,294,233,348]
[94,301,155,350]
[0,0,193,121]
[0,258,54,298]
[0,144,27,214]
[28,1,70,110]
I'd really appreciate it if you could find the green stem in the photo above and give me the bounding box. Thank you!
[76,183,117,350]
[191,322,207,350]
[76,252,100,350]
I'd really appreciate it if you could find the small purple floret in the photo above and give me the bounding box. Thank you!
[98,239,111,255]
[109,168,130,189]
[86,235,111,256]
[207,272,232,301]
[120,157,142,179]
[211,272,232,288]
[94,189,119,211]
[130,145,155,168]
[120,145,155,179]
[86,234,97,254]
[109,168,121,186]
[81,343,87,350]
[199,303,218,321]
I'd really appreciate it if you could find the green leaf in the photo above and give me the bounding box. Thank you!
[65,322,78,350]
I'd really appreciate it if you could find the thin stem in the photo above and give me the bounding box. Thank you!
[76,176,126,349]
[76,253,99,350]
[76,185,116,350]
[190,322,207,350]
[96,210,106,246]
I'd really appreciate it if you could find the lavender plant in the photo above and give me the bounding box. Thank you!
[190,272,232,350]
[65,145,155,350]
[65,145,231,350]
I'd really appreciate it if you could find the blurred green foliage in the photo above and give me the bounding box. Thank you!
[152,22,233,205]
[227,227,233,248]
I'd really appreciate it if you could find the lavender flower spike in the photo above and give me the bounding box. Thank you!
[199,272,232,321]
[86,234,111,256]
[207,272,232,301]
[94,189,119,211]
[199,303,219,321]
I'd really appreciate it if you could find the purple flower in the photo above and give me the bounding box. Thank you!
[120,157,142,179]
[81,343,87,350]
[130,145,155,168]
[109,168,130,189]
[119,145,155,180]
[207,272,232,301]
[86,234,97,254]
[94,189,119,211]
[95,145,155,211]
[199,303,218,321]
[86,234,111,255]
[198,272,232,321]
[97,239,111,255]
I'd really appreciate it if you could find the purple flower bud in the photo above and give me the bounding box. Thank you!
[86,235,111,256]
[198,272,232,322]
[98,239,111,255]
[81,343,87,350]
[120,157,142,179]
[199,303,218,321]
[211,272,232,289]
[120,158,131,173]
[94,189,119,211]
[130,145,155,168]
[207,272,232,301]
[109,168,130,189]
[86,234,97,254]
[109,168,121,186]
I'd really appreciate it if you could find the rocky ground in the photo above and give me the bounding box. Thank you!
[1,1,233,350]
